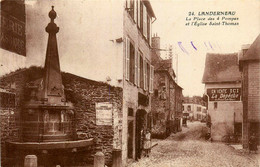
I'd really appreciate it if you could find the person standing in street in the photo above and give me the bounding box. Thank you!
[249,133,258,153]
[144,129,151,157]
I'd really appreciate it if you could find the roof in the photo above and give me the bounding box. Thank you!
[143,0,156,18]
[239,34,260,61]
[202,53,241,83]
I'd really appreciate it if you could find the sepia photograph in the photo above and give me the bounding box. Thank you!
[0,0,259,166]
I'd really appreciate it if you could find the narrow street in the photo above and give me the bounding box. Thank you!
[130,122,260,167]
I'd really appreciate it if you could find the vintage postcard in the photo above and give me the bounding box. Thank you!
[0,0,259,166]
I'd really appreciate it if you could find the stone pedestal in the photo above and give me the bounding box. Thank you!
[24,155,37,167]
[94,151,104,167]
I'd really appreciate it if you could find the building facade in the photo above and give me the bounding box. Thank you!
[183,96,207,121]
[1,0,157,166]
[151,35,183,138]
[183,103,207,121]
[202,53,243,142]
[239,35,260,148]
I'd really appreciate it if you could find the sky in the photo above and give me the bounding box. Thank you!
[150,0,260,96]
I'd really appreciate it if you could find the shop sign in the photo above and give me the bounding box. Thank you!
[207,88,241,101]
[0,1,26,56]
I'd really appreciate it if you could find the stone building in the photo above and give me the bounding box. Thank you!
[202,53,243,141]
[1,0,157,166]
[151,35,183,138]
[239,34,260,148]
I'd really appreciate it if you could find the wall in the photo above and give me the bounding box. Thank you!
[121,5,152,165]
[205,82,243,141]
[25,0,124,87]
[0,68,123,166]
[0,69,31,166]
[151,72,168,138]
[242,61,260,147]
[247,62,260,121]
[63,72,123,166]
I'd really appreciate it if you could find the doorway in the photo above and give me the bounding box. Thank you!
[135,109,147,160]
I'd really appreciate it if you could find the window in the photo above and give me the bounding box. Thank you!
[129,42,135,83]
[197,107,201,112]
[214,102,218,109]
[125,37,136,83]
[187,105,191,111]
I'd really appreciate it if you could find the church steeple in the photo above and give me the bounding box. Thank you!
[43,6,64,104]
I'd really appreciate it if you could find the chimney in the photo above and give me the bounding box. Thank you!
[152,33,160,57]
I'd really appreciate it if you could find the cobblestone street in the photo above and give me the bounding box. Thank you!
[130,122,260,167]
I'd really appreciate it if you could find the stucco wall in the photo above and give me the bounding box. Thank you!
[205,82,243,141]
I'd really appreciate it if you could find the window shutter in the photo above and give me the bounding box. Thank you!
[150,65,154,93]
[134,0,137,23]
[125,37,130,81]
[143,59,147,90]
[148,16,152,45]
[126,0,131,8]
[134,48,138,85]
[137,51,140,87]
[137,0,140,27]
[143,5,147,38]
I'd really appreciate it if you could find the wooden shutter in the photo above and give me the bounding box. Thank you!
[126,0,131,8]
[143,58,147,90]
[125,37,130,81]
[137,0,140,27]
[150,65,154,93]
[134,0,137,23]
[143,5,147,38]
[134,48,138,85]
[137,51,140,87]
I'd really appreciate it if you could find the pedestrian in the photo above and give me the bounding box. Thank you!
[143,129,151,157]
[249,133,258,153]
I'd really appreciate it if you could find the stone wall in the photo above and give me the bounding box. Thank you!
[0,69,28,166]
[62,72,123,166]
[0,67,123,166]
